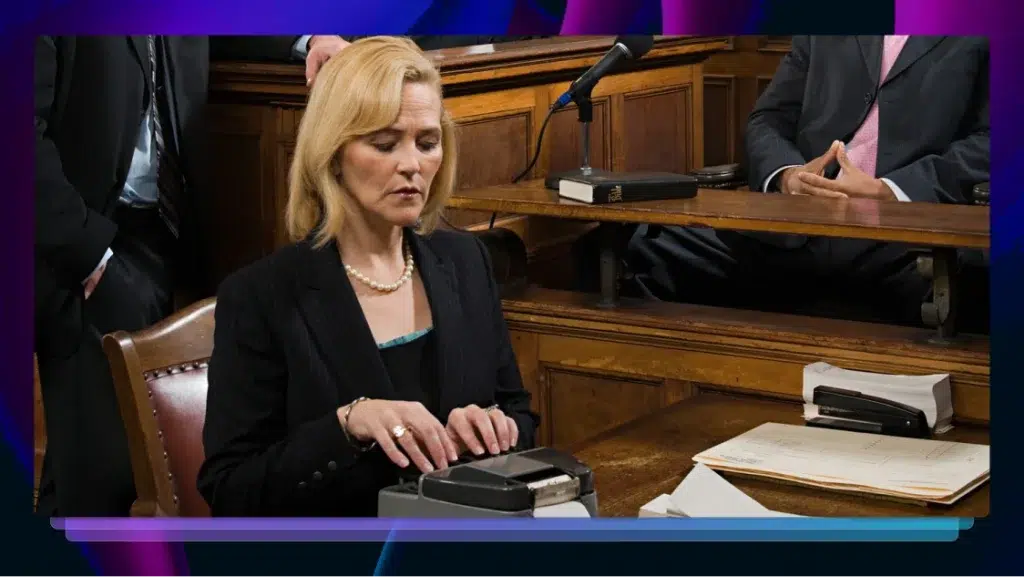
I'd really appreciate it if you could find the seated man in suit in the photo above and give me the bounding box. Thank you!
[198,36,539,517]
[625,35,989,329]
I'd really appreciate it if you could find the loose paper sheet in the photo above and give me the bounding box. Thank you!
[694,423,989,503]
[668,463,800,517]
[533,501,591,517]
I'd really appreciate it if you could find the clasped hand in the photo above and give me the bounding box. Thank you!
[340,399,519,473]
[781,140,895,200]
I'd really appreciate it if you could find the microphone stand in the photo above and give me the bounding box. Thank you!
[543,90,611,190]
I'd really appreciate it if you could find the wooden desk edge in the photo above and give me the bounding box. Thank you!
[501,286,990,360]
[448,196,991,250]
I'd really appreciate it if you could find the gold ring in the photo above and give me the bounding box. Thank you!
[391,424,407,439]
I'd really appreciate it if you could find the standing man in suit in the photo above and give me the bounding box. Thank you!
[34,35,347,517]
[625,36,989,326]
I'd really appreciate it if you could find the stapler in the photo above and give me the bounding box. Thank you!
[378,447,597,517]
[806,385,930,438]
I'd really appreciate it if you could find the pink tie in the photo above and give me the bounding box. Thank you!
[840,35,909,178]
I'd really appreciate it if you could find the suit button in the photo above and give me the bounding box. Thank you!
[864,92,873,103]
[327,461,338,471]
[312,471,323,481]
[298,481,307,489]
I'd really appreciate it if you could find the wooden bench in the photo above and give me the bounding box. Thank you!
[449,181,990,453]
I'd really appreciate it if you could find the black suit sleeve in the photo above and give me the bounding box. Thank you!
[35,36,117,286]
[473,235,539,449]
[208,35,304,61]
[198,272,372,516]
[882,44,990,204]
[745,35,812,192]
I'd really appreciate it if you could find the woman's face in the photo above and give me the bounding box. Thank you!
[340,82,444,229]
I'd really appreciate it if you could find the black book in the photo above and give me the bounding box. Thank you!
[557,171,698,204]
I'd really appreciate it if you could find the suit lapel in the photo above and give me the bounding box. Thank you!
[126,36,152,96]
[882,36,945,86]
[855,36,882,88]
[410,232,466,417]
[157,36,183,153]
[296,239,397,402]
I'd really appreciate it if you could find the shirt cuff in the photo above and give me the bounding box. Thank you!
[83,248,114,285]
[880,177,911,202]
[293,35,313,60]
[763,165,801,193]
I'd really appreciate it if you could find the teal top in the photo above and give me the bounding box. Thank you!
[377,327,433,349]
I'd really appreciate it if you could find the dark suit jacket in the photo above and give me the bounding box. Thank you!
[747,35,989,204]
[198,229,540,516]
[34,35,299,360]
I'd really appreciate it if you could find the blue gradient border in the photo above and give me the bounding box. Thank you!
[53,517,972,543]
[4,0,1020,574]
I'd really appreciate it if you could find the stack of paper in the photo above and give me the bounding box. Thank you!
[639,463,801,517]
[693,423,989,505]
[802,362,954,434]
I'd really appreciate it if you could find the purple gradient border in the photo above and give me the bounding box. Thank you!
[6,0,1019,574]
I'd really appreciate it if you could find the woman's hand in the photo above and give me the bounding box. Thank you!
[446,404,519,456]
[341,399,459,472]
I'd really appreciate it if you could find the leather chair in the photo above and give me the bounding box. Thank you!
[102,298,216,517]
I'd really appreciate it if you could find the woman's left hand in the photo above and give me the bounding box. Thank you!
[446,404,519,456]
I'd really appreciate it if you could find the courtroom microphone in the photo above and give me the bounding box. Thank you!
[499,36,656,226]
[552,35,655,110]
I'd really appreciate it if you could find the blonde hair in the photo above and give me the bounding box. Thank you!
[286,36,457,246]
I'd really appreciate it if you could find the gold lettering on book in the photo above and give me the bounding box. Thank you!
[608,185,623,203]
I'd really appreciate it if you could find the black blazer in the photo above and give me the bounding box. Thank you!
[747,35,989,204]
[198,229,540,516]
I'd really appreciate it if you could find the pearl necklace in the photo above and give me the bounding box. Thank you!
[344,243,415,293]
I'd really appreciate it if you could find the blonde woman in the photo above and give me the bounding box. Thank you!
[198,37,538,517]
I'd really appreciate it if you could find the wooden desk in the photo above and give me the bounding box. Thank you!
[450,181,991,249]
[574,392,989,517]
[453,180,989,340]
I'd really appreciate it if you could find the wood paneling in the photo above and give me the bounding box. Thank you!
[547,369,665,448]
[455,112,533,189]
[702,75,736,166]
[702,36,790,167]
[547,99,610,173]
[622,87,693,173]
[505,288,989,450]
